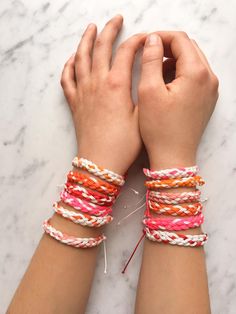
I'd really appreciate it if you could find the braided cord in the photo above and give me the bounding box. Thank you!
[145,176,205,189]
[53,203,112,227]
[148,200,203,216]
[43,219,106,248]
[64,182,115,206]
[149,190,201,205]
[67,171,119,196]
[143,213,204,231]
[72,157,125,186]
[143,165,198,180]
[60,190,112,216]
[144,228,208,247]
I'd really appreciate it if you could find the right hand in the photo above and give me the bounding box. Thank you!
[138,31,219,169]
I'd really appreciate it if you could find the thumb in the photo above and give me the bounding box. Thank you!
[140,33,165,88]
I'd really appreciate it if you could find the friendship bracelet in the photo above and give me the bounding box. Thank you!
[53,203,113,227]
[67,171,120,196]
[145,176,205,189]
[144,228,208,247]
[72,157,125,186]
[149,190,201,205]
[43,219,106,248]
[143,165,199,180]
[60,190,112,217]
[64,183,115,206]
[143,213,204,231]
[148,200,203,216]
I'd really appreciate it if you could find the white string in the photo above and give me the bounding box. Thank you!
[103,240,107,274]
[117,200,146,225]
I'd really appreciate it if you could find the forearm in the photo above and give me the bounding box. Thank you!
[135,156,211,314]
[8,153,119,314]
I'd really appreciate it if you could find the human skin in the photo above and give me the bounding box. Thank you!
[135,32,218,314]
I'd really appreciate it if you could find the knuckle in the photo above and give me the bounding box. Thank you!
[106,75,123,89]
[138,82,157,96]
[189,64,209,81]
[95,37,104,48]
[211,74,219,91]
[142,50,162,64]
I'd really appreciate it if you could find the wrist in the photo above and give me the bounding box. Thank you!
[148,152,197,170]
[76,148,127,176]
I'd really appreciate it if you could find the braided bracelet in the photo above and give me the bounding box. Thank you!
[64,183,115,206]
[53,203,113,227]
[144,228,208,247]
[143,213,204,231]
[43,219,106,248]
[67,171,120,196]
[60,190,112,217]
[148,200,203,216]
[72,157,125,186]
[145,176,205,189]
[143,165,198,180]
[148,190,201,205]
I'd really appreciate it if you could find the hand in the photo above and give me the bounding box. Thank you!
[138,31,219,169]
[60,15,145,175]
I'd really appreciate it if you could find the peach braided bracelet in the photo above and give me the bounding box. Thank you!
[72,157,125,186]
[143,165,199,179]
[43,219,106,248]
[148,190,201,205]
[145,176,205,189]
[67,171,120,196]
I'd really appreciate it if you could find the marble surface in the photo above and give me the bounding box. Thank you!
[0,0,236,313]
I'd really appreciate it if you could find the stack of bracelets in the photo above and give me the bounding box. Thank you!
[43,157,125,248]
[143,165,208,247]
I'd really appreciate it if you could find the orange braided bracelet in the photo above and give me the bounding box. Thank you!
[145,176,205,189]
[148,199,203,216]
[67,171,120,196]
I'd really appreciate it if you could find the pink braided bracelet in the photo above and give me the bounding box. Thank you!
[60,190,112,217]
[143,213,204,231]
[43,219,106,248]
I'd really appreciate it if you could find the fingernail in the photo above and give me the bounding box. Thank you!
[146,33,160,46]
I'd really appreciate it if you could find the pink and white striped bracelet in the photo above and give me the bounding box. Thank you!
[43,219,106,248]
[143,165,199,180]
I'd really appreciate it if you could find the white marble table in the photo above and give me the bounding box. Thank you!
[1,0,236,313]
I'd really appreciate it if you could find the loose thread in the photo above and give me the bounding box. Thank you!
[121,230,146,274]
[117,202,146,225]
[103,239,107,274]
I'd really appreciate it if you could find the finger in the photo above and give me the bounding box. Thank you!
[191,39,214,74]
[155,31,201,78]
[139,33,166,90]
[75,23,97,81]
[111,33,146,87]
[61,54,77,100]
[92,15,123,75]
